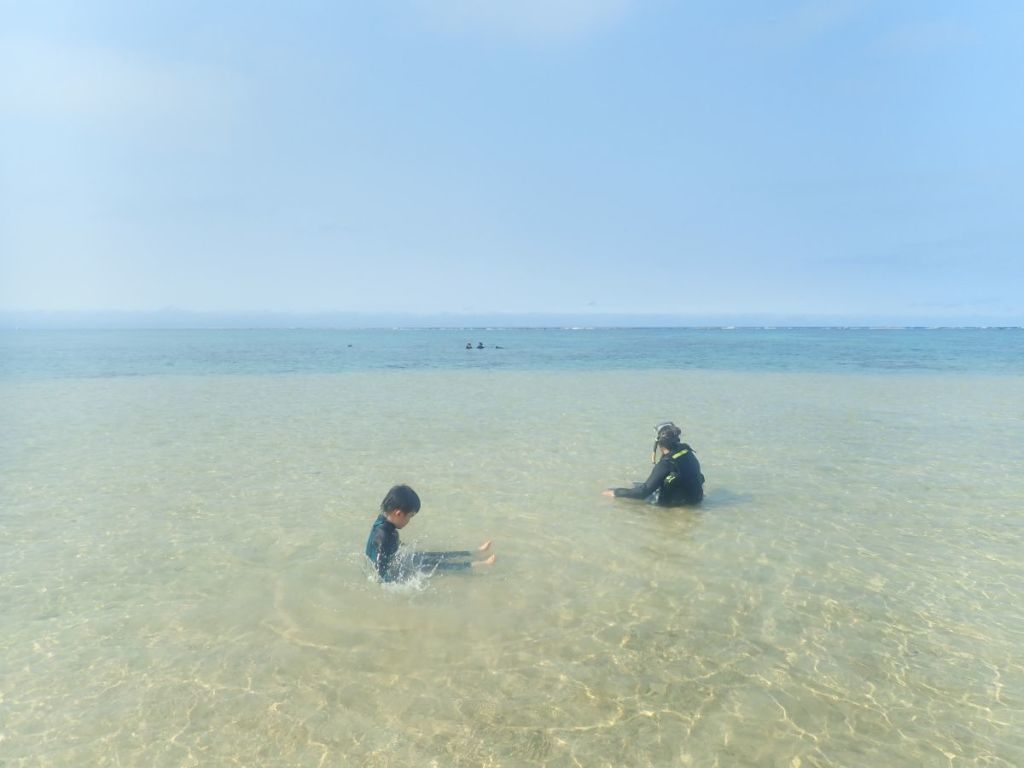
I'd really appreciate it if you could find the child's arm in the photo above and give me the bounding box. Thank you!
[366,525,398,582]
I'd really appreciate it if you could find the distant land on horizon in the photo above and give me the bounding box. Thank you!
[2,310,1022,330]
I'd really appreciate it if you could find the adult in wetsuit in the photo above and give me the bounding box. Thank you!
[604,422,704,506]
[364,484,492,583]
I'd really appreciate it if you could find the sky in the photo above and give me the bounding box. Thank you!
[1,1,1022,324]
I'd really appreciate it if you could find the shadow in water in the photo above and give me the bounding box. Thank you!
[618,486,753,515]
[700,487,754,509]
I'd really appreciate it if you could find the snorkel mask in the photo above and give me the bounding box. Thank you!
[652,421,679,463]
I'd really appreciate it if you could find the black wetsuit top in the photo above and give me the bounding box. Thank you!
[612,444,704,506]
[365,515,473,582]
[366,515,401,581]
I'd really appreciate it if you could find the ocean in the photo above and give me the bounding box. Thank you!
[2,328,1022,766]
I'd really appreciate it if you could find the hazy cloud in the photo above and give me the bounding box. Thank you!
[745,0,870,49]
[0,38,245,142]
[877,18,975,57]
[411,0,632,44]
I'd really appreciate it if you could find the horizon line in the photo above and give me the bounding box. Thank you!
[1,308,1022,331]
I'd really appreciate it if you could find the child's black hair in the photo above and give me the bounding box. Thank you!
[380,484,421,515]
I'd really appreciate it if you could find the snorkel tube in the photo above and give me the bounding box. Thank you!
[652,421,682,463]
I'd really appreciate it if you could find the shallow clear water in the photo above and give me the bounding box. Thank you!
[2,368,1022,766]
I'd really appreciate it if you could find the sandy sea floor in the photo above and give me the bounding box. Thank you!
[2,370,1023,766]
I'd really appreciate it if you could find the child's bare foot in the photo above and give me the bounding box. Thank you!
[477,540,493,552]
[472,554,496,568]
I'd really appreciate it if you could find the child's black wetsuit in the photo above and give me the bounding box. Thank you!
[364,515,473,583]
[612,443,705,506]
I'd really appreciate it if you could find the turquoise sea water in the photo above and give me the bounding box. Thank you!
[2,329,1023,766]
[3,327,1024,378]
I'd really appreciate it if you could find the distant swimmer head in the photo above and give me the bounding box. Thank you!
[652,421,682,461]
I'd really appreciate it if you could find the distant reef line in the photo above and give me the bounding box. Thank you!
[1,310,1021,329]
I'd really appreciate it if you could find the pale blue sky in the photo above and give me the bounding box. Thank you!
[2,1,1022,323]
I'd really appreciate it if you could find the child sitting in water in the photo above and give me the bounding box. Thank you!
[365,484,495,583]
